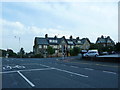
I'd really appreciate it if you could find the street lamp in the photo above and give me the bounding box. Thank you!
[14,36,21,51]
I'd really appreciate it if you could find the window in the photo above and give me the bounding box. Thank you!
[68,45,70,48]
[49,40,58,43]
[59,45,62,48]
[78,41,81,43]
[39,45,42,48]
[55,50,58,53]
[53,45,57,48]
[68,41,73,44]
[49,40,52,42]
[44,45,47,49]
[71,46,74,48]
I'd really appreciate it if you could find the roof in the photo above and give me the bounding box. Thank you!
[96,36,115,44]
[34,36,91,45]
[66,39,74,45]
[35,37,49,45]
[81,38,90,44]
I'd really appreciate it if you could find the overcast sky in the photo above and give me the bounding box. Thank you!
[0,0,119,53]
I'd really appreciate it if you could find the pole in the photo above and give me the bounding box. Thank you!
[62,45,64,60]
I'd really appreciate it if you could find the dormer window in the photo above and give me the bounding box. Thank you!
[49,40,58,43]
[68,41,73,44]
[78,41,81,43]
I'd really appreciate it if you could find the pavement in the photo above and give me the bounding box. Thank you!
[98,54,120,57]
[0,57,119,88]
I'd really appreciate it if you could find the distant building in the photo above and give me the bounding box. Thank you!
[33,34,91,57]
[96,35,115,47]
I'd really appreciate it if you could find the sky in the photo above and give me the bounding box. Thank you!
[0,0,119,53]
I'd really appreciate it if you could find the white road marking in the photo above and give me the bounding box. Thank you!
[0,70,17,74]
[52,68,88,78]
[39,64,50,68]
[103,71,117,74]
[0,68,54,74]
[70,66,78,68]
[84,68,94,70]
[3,67,5,70]
[61,64,66,66]
[17,71,35,87]
[39,64,88,78]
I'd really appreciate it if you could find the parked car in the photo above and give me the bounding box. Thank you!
[83,50,99,57]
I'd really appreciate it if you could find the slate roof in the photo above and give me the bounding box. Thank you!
[35,37,49,45]
[34,36,90,45]
[96,36,115,44]
[66,39,75,45]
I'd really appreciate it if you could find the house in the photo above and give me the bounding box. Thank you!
[33,34,91,57]
[96,35,115,47]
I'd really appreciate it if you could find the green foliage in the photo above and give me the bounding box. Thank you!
[90,43,99,49]
[7,49,17,57]
[32,54,43,58]
[47,46,55,55]
[18,48,25,58]
[70,47,81,56]
[115,42,120,52]
[0,49,7,57]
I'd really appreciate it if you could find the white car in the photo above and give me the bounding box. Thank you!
[83,50,99,57]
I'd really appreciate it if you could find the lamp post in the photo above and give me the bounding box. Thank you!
[14,36,21,57]
[62,45,64,60]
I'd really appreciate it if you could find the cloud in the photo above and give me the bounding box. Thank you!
[1,19,27,35]
[1,19,74,38]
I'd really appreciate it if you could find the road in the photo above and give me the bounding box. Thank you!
[0,57,119,88]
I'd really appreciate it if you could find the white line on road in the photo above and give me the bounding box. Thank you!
[39,64,88,78]
[84,68,94,70]
[0,70,17,74]
[0,68,54,74]
[17,71,35,87]
[61,64,66,66]
[39,64,50,68]
[103,71,117,74]
[70,66,78,68]
[52,68,88,78]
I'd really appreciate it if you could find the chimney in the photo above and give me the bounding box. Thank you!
[101,35,104,38]
[62,36,65,38]
[54,35,57,39]
[76,37,79,40]
[45,34,48,38]
[70,35,72,40]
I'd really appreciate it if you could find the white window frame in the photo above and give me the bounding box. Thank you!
[39,45,42,48]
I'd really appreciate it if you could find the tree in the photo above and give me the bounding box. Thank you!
[115,42,120,53]
[70,47,81,56]
[19,48,25,58]
[89,43,99,50]
[7,49,17,57]
[47,46,55,55]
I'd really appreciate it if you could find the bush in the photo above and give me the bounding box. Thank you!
[70,47,81,56]
[32,54,43,58]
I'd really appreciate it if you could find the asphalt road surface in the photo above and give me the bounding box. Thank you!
[0,57,119,88]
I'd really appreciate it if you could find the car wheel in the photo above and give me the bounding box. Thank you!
[95,55,98,57]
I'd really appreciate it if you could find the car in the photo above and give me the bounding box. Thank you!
[83,50,99,57]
